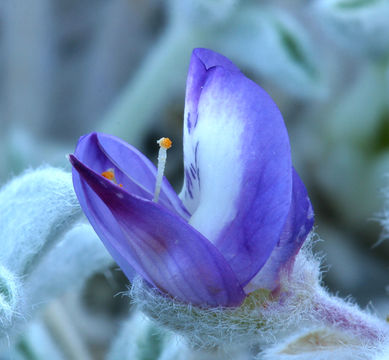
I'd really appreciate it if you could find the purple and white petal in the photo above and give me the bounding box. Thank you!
[70,155,245,307]
[185,48,239,134]
[244,168,314,292]
[181,49,240,213]
[181,49,293,287]
[75,132,189,219]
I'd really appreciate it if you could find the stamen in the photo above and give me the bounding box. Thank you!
[102,169,116,181]
[101,168,123,187]
[153,137,172,202]
[159,137,172,149]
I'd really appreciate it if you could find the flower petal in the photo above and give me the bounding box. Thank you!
[185,48,239,126]
[244,168,314,292]
[181,48,293,287]
[72,160,137,281]
[75,132,189,219]
[182,49,240,213]
[70,155,245,307]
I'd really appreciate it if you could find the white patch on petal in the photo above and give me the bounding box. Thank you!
[185,90,244,243]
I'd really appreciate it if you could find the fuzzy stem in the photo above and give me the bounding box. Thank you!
[312,292,389,344]
[98,21,208,148]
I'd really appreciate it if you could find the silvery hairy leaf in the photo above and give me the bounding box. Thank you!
[315,0,389,58]
[0,167,81,329]
[214,5,326,99]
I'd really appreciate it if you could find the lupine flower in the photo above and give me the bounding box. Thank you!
[69,48,314,307]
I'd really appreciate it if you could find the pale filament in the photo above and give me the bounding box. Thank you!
[153,137,172,203]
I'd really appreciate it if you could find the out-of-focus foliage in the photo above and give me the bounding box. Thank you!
[1,0,389,358]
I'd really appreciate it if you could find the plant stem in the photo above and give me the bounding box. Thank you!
[313,292,389,344]
[44,300,93,360]
[98,22,208,148]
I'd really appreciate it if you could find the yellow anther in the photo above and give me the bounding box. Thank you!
[101,168,123,188]
[101,169,115,181]
[158,137,172,149]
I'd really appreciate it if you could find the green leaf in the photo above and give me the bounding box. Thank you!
[336,0,382,9]
[277,23,316,78]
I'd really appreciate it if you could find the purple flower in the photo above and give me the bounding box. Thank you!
[69,48,314,308]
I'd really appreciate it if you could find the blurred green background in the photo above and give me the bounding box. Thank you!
[1,0,389,358]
